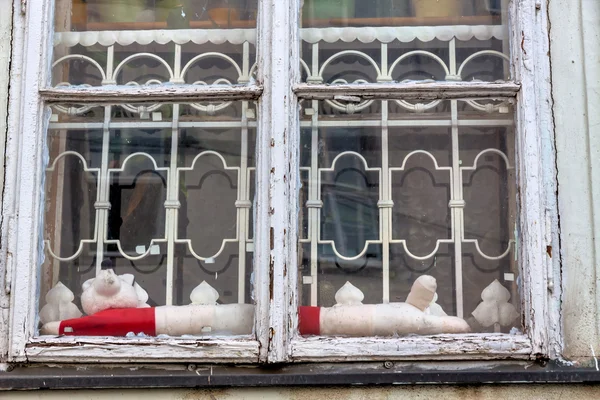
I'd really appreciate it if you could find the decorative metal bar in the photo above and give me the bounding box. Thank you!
[94,106,112,274]
[164,104,180,305]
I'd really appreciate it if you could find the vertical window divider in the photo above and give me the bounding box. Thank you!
[255,0,300,363]
[509,0,561,358]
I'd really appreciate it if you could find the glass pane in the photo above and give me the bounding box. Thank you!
[300,0,509,83]
[53,0,258,86]
[38,101,257,337]
[297,98,519,337]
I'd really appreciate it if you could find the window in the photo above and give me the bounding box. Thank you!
[4,0,558,364]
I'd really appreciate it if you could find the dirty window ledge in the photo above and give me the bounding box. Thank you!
[2,361,600,390]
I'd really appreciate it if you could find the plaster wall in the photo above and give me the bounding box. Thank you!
[551,0,600,360]
[7,385,600,399]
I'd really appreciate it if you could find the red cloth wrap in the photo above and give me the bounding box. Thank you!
[59,308,156,336]
[298,306,321,336]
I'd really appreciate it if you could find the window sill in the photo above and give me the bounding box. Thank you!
[2,361,600,390]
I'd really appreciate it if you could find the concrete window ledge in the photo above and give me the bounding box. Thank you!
[2,361,600,390]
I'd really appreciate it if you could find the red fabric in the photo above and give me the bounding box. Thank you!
[298,306,321,336]
[59,307,156,336]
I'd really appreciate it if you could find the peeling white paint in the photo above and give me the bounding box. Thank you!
[255,0,300,363]
[509,0,561,358]
[40,85,263,104]
[294,82,520,100]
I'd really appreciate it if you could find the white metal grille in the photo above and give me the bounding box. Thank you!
[46,23,515,319]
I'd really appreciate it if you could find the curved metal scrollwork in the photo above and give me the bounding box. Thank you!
[389,151,454,260]
[460,149,514,260]
[176,151,240,261]
[45,151,100,261]
[318,151,382,261]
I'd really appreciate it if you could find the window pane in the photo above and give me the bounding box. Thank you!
[297,98,520,337]
[39,101,257,337]
[53,0,258,86]
[300,0,509,82]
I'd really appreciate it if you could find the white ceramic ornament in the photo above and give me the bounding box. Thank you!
[472,279,519,331]
[190,281,220,305]
[39,282,82,324]
[81,269,139,315]
[406,275,437,311]
[334,281,364,305]
[120,273,150,308]
[318,275,470,336]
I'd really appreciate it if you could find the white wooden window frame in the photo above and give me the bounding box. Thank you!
[1,0,561,364]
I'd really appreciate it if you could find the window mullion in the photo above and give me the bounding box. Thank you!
[255,0,299,363]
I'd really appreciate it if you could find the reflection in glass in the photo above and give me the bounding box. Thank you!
[300,0,509,83]
[57,0,258,31]
[302,0,504,27]
[39,101,257,337]
[297,99,519,337]
[53,0,258,87]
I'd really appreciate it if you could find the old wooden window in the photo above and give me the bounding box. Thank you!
[3,0,558,364]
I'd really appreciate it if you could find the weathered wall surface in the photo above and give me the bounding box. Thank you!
[551,0,600,361]
[7,385,600,399]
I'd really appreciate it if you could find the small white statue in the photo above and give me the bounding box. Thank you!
[119,273,150,308]
[39,282,82,324]
[81,269,146,315]
[40,280,255,337]
[190,281,220,305]
[334,281,364,305]
[302,275,471,336]
[472,279,519,332]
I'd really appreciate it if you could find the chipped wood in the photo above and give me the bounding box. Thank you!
[26,337,259,363]
[0,0,14,364]
[294,82,521,101]
[291,334,533,362]
[254,0,299,364]
[4,0,53,362]
[510,0,560,358]
[40,85,264,104]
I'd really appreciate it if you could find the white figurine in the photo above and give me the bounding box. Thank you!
[472,279,519,332]
[334,281,364,305]
[190,281,220,305]
[39,282,82,324]
[119,273,150,308]
[40,280,255,337]
[307,275,470,336]
[81,269,141,315]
